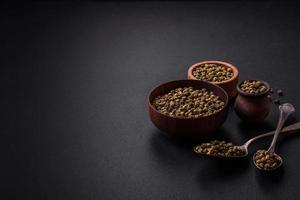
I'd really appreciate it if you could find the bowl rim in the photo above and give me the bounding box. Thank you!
[188,60,239,84]
[147,79,229,120]
[237,79,270,97]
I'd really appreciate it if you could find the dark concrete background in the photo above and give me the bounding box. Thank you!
[2,1,300,199]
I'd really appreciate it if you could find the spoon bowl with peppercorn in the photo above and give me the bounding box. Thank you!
[194,121,300,159]
[253,103,295,171]
[253,150,283,171]
[194,140,247,159]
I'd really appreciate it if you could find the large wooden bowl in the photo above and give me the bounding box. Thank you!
[148,80,229,139]
[188,60,239,99]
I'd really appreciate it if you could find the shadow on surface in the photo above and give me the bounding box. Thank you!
[149,129,193,152]
[279,129,300,144]
[196,157,250,189]
[255,166,285,191]
[149,127,235,151]
[148,129,196,171]
[149,128,251,184]
[237,120,275,138]
[148,127,235,169]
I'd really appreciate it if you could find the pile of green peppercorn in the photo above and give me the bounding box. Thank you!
[194,140,246,157]
[240,80,268,94]
[192,63,233,82]
[253,150,282,170]
[153,87,225,118]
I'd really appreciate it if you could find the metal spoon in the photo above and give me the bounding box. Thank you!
[194,121,300,159]
[253,103,295,171]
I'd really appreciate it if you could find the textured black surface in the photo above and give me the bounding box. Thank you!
[3,1,300,200]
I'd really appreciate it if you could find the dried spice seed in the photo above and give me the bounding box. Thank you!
[254,150,282,170]
[274,99,281,105]
[194,140,246,157]
[192,63,233,82]
[270,88,274,93]
[153,87,225,118]
[277,89,283,96]
[240,80,268,94]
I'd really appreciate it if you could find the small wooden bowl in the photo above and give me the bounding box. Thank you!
[148,80,229,139]
[188,61,239,99]
[234,80,272,123]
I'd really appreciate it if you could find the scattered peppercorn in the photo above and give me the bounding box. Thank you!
[153,87,225,118]
[274,99,281,105]
[192,63,233,82]
[240,80,268,94]
[277,89,283,96]
[254,150,282,170]
[194,140,246,158]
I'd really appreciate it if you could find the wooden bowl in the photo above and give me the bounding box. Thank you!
[234,80,272,123]
[148,80,229,139]
[188,60,239,99]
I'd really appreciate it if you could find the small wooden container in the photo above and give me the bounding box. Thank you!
[234,80,272,123]
[148,80,229,139]
[188,60,239,99]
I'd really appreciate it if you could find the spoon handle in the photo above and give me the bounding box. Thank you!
[281,121,300,133]
[268,103,295,153]
[243,121,300,147]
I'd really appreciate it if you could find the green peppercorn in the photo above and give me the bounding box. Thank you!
[153,87,224,118]
[277,89,283,96]
[240,80,268,94]
[192,64,233,82]
[254,150,281,170]
[194,140,246,157]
